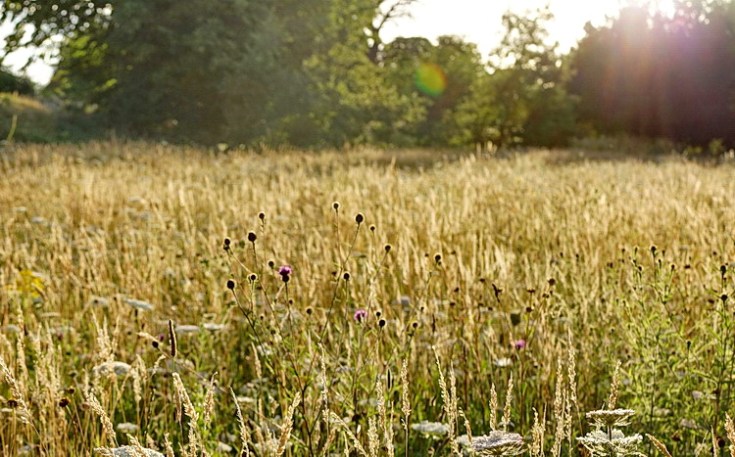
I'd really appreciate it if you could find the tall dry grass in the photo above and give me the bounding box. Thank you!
[1,143,735,455]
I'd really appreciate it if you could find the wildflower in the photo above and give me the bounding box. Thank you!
[94,446,163,457]
[411,421,449,437]
[494,358,512,368]
[512,339,526,350]
[216,442,233,453]
[93,361,132,377]
[577,429,642,456]
[88,296,109,307]
[278,265,293,277]
[354,309,368,323]
[457,431,525,456]
[123,298,154,312]
[115,422,139,434]
[585,409,636,429]
[202,323,226,331]
[175,325,200,335]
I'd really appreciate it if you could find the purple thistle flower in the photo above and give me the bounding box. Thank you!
[513,339,526,350]
[354,309,368,323]
[278,265,293,276]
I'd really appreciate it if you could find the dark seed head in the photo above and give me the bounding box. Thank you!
[258,212,265,220]
[59,398,70,408]
[226,279,236,290]
[355,213,364,224]
[223,237,231,249]
[343,272,351,281]
[249,273,258,282]
[434,254,442,264]
[384,244,392,253]
[247,231,257,243]
[369,224,376,232]
[332,201,340,211]
[378,319,386,328]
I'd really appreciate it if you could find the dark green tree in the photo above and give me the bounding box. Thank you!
[569,1,735,146]
[453,7,576,149]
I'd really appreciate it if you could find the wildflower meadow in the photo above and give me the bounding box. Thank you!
[2,143,735,456]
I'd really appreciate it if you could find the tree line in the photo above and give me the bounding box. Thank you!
[2,0,735,149]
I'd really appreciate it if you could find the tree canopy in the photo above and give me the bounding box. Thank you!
[3,0,735,149]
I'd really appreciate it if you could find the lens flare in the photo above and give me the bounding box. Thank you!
[415,63,447,97]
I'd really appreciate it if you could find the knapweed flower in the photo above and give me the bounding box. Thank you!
[278,265,293,282]
[513,339,526,350]
[354,309,368,323]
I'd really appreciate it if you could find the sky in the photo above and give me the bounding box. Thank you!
[382,0,675,55]
[3,0,675,86]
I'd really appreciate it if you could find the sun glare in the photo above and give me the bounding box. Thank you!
[382,0,679,58]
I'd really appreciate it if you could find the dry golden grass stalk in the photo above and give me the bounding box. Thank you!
[163,434,175,457]
[531,408,545,457]
[551,356,566,457]
[400,358,411,428]
[202,374,216,427]
[367,417,379,457]
[84,391,116,447]
[328,411,368,457]
[489,382,498,431]
[502,373,514,432]
[275,392,301,457]
[725,414,735,457]
[565,344,578,447]
[434,348,459,455]
[646,433,673,457]
[172,373,198,422]
[376,375,395,456]
[231,389,251,457]
[607,360,623,410]
[0,354,31,424]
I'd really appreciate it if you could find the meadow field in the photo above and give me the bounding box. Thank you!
[2,143,735,456]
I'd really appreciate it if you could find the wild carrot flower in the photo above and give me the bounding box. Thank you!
[411,421,449,437]
[458,431,525,456]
